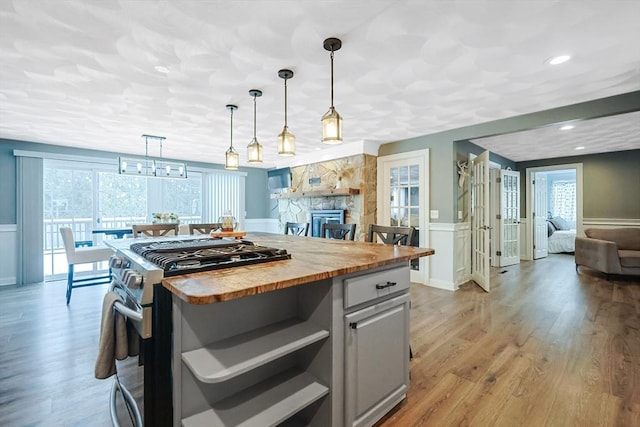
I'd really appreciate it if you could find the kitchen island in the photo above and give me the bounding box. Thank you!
[154,232,434,427]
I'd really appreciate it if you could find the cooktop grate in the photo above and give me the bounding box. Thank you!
[129,238,291,276]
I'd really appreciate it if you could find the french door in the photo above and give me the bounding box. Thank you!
[471,151,490,292]
[377,149,429,285]
[533,173,548,259]
[498,170,521,267]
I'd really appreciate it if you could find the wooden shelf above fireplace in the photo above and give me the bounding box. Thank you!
[270,188,360,199]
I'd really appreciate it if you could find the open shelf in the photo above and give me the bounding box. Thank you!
[182,319,330,383]
[181,369,329,427]
[270,187,360,199]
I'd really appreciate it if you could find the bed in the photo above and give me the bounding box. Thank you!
[548,229,577,253]
[547,216,576,253]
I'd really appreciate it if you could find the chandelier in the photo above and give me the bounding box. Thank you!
[118,134,187,178]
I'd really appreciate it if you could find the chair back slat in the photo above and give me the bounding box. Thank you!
[285,222,309,236]
[132,223,179,238]
[321,223,357,241]
[188,223,223,235]
[368,224,415,246]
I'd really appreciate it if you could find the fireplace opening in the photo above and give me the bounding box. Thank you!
[309,209,345,237]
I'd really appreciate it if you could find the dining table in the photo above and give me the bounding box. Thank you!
[92,227,133,239]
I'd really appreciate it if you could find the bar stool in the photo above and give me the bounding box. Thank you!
[321,223,356,241]
[285,222,309,236]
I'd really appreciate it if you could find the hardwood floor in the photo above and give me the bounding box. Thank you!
[378,254,640,427]
[0,254,638,426]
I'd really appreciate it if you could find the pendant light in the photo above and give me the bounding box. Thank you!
[321,37,342,144]
[277,69,295,156]
[225,104,239,170]
[247,89,263,164]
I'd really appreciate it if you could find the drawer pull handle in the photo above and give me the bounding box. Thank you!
[349,322,358,329]
[376,281,397,290]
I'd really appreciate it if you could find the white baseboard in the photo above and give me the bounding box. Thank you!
[427,278,457,291]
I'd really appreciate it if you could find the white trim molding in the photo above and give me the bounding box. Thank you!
[582,218,640,230]
[524,163,583,261]
[244,218,280,234]
[428,222,469,291]
[0,224,17,286]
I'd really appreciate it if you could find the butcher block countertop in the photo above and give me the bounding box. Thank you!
[162,232,435,305]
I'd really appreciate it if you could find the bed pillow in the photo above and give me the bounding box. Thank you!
[547,220,556,237]
[550,216,570,231]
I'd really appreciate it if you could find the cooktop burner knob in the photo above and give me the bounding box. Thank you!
[109,256,123,269]
[126,272,143,289]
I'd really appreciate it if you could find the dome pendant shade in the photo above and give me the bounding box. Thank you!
[321,106,342,145]
[278,69,295,156]
[247,89,263,164]
[322,37,343,145]
[225,104,239,170]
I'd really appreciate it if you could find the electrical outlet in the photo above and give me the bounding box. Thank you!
[458,210,463,220]
[430,210,439,219]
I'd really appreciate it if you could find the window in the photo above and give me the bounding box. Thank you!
[43,157,244,279]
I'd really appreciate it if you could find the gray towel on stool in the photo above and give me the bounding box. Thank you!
[95,291,139,379]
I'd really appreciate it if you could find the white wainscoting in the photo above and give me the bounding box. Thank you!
[428,223,470,291]
[244,218,280,234]
[0,224,17,286]
[582,218,640,231]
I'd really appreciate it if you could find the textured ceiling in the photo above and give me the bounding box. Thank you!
[471,110,640,162]
[1,0,639,168]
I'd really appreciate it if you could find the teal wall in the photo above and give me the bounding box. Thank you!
[379,91,640,222]
[516,149,640,219]
[0,139,271,224]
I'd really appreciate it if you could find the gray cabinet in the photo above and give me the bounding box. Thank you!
[343,267,411,427]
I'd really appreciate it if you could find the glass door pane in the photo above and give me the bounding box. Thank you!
[388,164,421,270]
[44,165,99,278]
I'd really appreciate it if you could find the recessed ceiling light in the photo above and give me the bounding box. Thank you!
[547,55,571,65]
[575,146,585,150]
[154,65,170,74]
[560,125,575,131]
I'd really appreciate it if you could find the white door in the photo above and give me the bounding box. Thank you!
[471,151,490,292]
[533,173,548,259]
[377,150,429,285]
[498,170,520,267]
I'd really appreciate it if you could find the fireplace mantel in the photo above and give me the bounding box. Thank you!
[270,188,360,199]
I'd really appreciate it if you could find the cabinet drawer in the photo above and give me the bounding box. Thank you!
[343,266,409,308]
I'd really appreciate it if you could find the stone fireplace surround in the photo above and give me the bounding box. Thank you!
[272,154,376,242]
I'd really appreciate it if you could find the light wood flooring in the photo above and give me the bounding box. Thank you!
[1,254,638,426]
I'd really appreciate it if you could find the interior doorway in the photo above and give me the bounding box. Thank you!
[525,163,583,261]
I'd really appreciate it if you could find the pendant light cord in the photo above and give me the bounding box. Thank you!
[284,79,288,128]
[330,50,335,108]
[230,108,234,149]
[253,94,257,138]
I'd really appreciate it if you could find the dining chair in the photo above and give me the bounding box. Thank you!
[321,223,357,241]
[188,223,223,235]
[285,222,310,236]
[132,223,179,238]
[368,224,415,246]
[60,227,113,305]
[367,224,416,360]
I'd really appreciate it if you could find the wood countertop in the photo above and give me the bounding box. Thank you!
[162,232,435,305]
